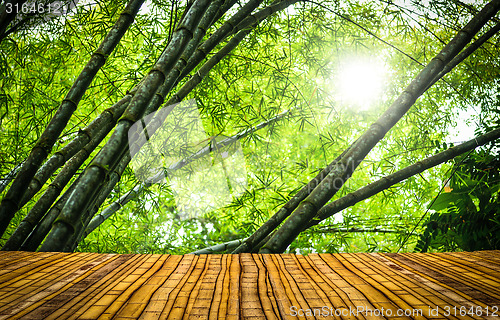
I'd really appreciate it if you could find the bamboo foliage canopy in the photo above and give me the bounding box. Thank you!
[0,0,499,254]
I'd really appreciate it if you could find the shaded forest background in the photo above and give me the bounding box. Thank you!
[0,0,499,254]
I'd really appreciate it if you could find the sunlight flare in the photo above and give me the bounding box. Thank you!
[335,58,386,110]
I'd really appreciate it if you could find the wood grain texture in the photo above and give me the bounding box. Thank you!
[0,251,499,319]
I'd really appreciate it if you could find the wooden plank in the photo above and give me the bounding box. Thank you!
[380,253,493,320]
[351,253,459,319]
[252,254,279,320]
[207,254,227,319]
[61,254,154,319]
[262,254,299,320]
[387,252,500,304]
[0,251,498,319]
[156,254,199,318]
[0,252,116,318]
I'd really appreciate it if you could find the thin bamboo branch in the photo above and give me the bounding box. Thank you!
[169,109,293,171]
[315,226,407,234]
[305,127,500,230]
[189,238,248,254]
[0,0,145,238]
[259,0,500,254]
[83,181,147,239]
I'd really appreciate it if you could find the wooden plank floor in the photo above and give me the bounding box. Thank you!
[0,251,499,319]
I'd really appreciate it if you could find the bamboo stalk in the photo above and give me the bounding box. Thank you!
[305,128,500,230]
[259,0,500,254]
[426,21,500,92]
[18,96,132,208]
[232,148,350,253]
[2,130,106,251]
[38,0,212,252]
[19,176,81,251]
[128,0,235,142]
[0,0,145,237]
[65,154,131,252]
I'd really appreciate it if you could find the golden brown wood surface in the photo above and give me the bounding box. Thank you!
[0,251,499,319]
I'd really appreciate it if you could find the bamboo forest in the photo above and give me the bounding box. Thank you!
[0,0,499,255]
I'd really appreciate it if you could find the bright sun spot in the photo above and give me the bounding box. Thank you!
[335,58,386,111]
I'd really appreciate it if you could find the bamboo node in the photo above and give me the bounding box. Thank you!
[118,114,137,124]
[177,26,194,39]
[120,9,134,18]
[150,68,167,82]
[62,98,78,108]
[48,181,63,192]
[197,25,208,34]
[431,53,447,64]
[155,91,166,102]
[301,199,319,212]
[369,122,385,136]
[79,128,93,142]
[91,163,110,176]
[93,51,108,60]
[53,217,76,233]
